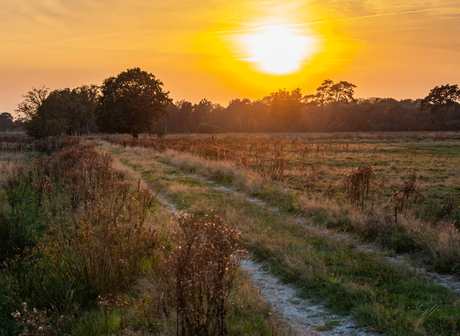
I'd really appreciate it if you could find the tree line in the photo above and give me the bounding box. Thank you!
[158,82,460,134]
[9,67,460,153]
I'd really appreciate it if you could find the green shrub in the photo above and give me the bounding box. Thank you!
[0,143,160,334]
[68,186,158,293]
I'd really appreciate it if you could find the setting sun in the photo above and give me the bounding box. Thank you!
[241,25,316,75]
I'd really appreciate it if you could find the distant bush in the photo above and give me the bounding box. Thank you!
[196,123,222,134]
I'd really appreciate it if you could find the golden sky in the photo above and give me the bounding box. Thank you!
[1,0,460,114]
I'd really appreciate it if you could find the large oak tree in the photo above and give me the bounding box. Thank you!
[93,68,172,138]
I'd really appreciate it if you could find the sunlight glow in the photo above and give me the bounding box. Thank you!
[241,25,315,75]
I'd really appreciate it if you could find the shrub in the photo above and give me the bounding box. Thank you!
[0,142,161,333]
[11,302,57,336]
[68,186,158,293]
[343,165,375,209]
[388,170,421,224]
[0,168,49,263]
[196,123,222,134]
[164,212,247,336]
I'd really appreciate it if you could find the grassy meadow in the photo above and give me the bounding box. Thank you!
[0,136,286,336]
[1,131,460,335]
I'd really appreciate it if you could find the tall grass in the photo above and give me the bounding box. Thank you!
[0,144,159,334]
[148,145,460,276]
[1,141,279,335]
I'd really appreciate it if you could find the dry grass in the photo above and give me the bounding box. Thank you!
[163,149,264,193]
[111,135,460,275]
[149,168,460,335]
[0,152,28,184]
[131,134,460,274]
[97,135,460,335]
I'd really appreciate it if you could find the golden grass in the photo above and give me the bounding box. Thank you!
[134,139,460,274]
[164,149,264,193]
[97,136,460,335]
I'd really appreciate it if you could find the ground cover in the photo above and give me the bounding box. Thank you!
[0,136,284,335]
[104,140,460,335]
[108,132,460,275]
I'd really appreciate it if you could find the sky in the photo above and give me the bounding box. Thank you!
[1,0,460,115]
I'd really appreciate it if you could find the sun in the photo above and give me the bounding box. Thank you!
[241,25,315,75]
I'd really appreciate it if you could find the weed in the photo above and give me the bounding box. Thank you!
[164,212,247,336]
[388,170,421,224]
[343,165,375,209]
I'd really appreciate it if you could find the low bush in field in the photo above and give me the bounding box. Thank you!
[343,164,376,208]
[164,212,246,336]
[70,186,157,293]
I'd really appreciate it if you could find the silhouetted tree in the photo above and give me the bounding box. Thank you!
[305,80,356,131]
[17,87,77,154]
[0,112,14,133]
[266,88,304,131]
[190,99,214,131]
[93,68,172,138]
[304,79,333,131]
[224,98,252,131]
[176,100,194,132]
[73,84,100,135]
[420,84,460,130]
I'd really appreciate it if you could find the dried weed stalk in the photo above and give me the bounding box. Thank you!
[164,212,247,336]
[343,165,376,208]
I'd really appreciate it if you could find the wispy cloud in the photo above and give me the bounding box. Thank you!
[217,5,460,35]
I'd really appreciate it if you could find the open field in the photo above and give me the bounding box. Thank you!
[113,131,460,206]
[96,131,460,335]
[2,132,460,335]
[108,132,460,262]
[0,136,286,336]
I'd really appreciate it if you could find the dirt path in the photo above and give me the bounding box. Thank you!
[159,162,460,294]
[113,153,460,334]
[240,258,378,336]
[139,160,381,335]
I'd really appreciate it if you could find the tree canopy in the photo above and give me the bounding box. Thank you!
[421,84,460,114]
[17,87,79,154]
[265,88,303,131]
[304,79,356,131]
[93,68,172,138]
[420,84,460,130]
